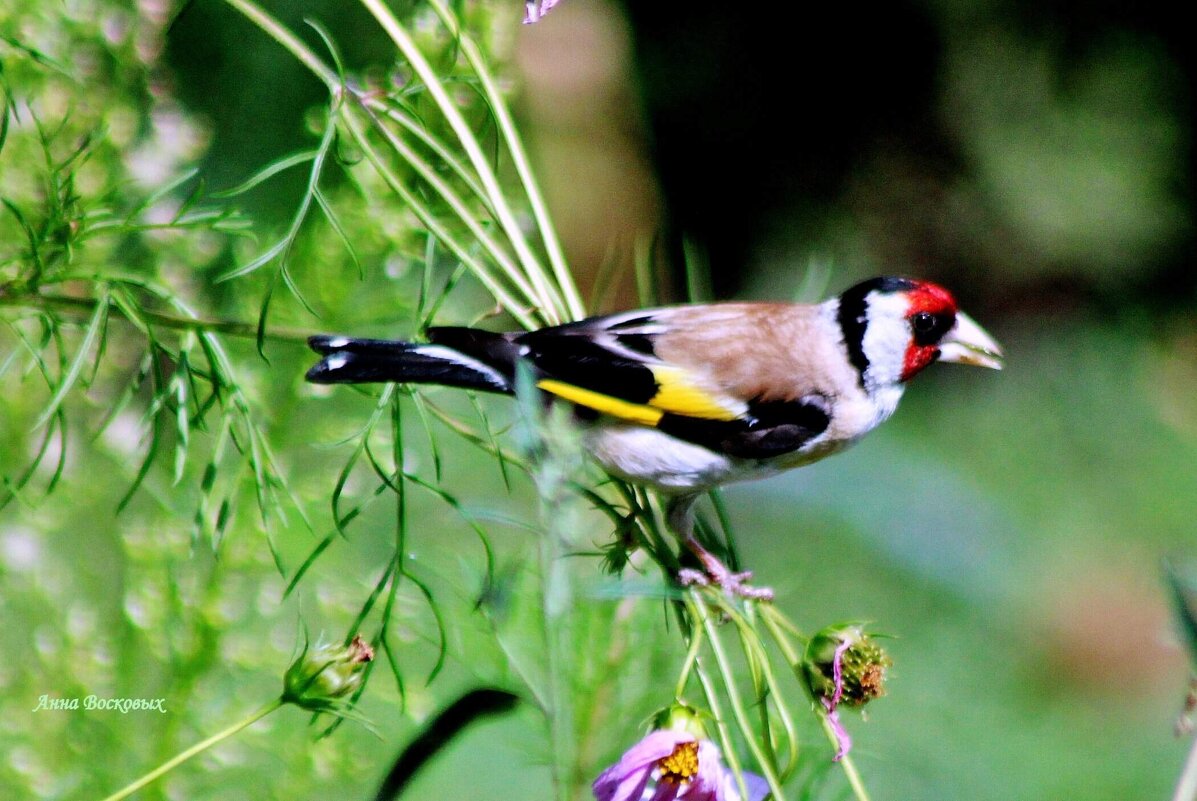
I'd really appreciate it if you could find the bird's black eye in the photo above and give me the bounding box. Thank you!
[910,311,953,345]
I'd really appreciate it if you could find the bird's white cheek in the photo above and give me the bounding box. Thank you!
[859,293,911,388]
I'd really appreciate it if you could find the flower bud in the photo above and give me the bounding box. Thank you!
[283,634,374,710]
[651,703,707,741]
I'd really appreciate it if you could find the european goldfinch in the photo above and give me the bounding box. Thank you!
[307,276,1003,598]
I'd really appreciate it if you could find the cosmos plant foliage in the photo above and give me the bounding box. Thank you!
[2,2,891,799]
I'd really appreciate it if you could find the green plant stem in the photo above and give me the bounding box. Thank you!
[223,0,575,330]
[426,0,583,321]
[358,0,567,322]
[0,290,312,344]
[338,105,538,329]
[98,698,284,801]
[675,615,706,699]
[693,658,749,801]
[690,592,787,801]
[759,607,871,801]
[720,599,799,781]
[1175,735,1197,801]
[377,103,495,216]
[350,99,545,315]
[223,0,337,88]
[818,716,871,801]
[540,502,573,801]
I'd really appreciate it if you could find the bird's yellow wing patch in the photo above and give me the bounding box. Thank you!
[536,379,664,425]
[646,366,745,421]
[537,367,744,426]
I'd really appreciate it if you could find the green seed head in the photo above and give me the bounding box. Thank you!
[804,624,892,708]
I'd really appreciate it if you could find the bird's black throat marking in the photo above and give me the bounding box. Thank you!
[836,276,917,388]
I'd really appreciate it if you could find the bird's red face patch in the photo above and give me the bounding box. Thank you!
[901,282,959,381]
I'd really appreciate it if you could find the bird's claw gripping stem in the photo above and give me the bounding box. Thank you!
[679,545,774,601]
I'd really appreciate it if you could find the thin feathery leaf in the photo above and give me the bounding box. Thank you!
[171,346,192,485]
[0,364,63,510]
[216,106,337,285]
[220,235,291,284]
[402,470,495,591]
[380,635,407,710]
[116,415,158,513]
[42,410,68,498]
[313,188,362,278]
[213,151,318,198]
[92,348,152,443]
[0,34,74,77]
[407,389,443,483]
[332,384,395,534]
[303,18,348,80]
[194,415,231,541]
[171,174,208,223]
[0,81,11,156]
[254,268,280,361]
[405,570,448,684]
[467,392,510,491]
[130,167,201,217]
[34,288,109,429]
[346,560,399,646]
[2,197,45,282]
[418,261,467,331]
[284,530,340,599]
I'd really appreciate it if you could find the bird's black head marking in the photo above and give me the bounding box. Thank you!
[836,276,918,384]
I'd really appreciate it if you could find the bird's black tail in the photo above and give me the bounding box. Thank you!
[306,329,516,394]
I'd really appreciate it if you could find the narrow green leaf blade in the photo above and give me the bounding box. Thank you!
[34,291,109,429]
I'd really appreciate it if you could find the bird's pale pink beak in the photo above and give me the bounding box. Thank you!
[938,311,1003,370]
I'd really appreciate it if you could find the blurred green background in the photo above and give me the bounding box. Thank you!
[2,0,1195,799]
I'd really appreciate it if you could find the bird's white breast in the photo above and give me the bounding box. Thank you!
[583,423,845,494]
[584,425,737,492]
[581,382,905,494]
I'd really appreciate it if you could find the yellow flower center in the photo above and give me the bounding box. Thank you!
[657,741,699,784]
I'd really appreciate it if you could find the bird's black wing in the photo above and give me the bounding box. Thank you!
[506,309,751,425]
[656,397,832,459]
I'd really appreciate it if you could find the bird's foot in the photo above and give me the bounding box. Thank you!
[678,566,774,602]
[672,507,774,601]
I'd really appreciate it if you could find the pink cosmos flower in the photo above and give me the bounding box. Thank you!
[593,728,769,801]
[523,0,562,24]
